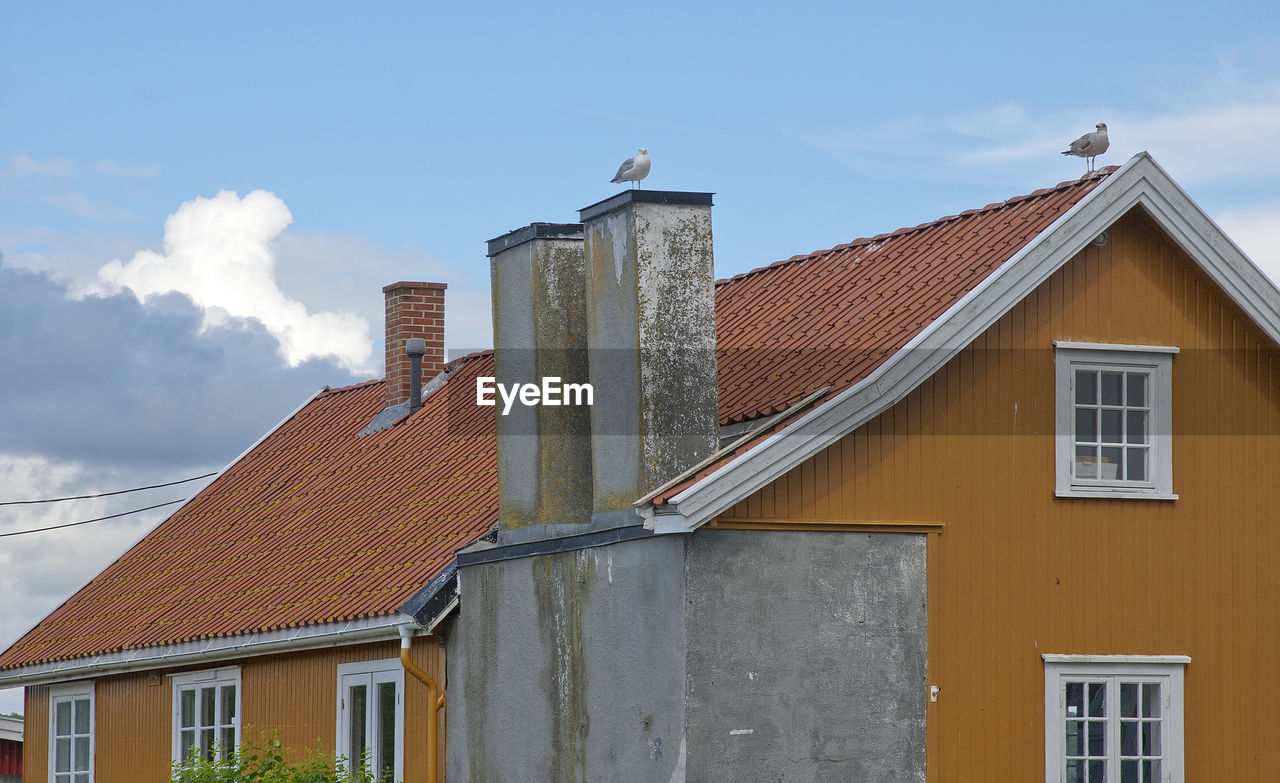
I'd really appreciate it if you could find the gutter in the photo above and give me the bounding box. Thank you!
[0,613,409,688]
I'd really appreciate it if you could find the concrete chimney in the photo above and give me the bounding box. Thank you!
[579,190,719,517]
[383,281,446,409]
[487,223,592,541]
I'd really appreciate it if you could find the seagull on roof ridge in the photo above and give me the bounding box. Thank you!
[1061,123,1109,173]
[611,147,650,189]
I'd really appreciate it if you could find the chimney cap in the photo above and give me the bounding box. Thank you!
[578,190,714,223]
[405,338,427,357]
[486,222,584,257]
[383,281,448,293]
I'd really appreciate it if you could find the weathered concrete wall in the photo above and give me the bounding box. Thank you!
[488,226,592,537]
[582,193,719,513]
[684,530,927,783]
[448,535,688,783]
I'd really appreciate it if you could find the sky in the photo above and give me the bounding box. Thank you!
[3,0,1280,715]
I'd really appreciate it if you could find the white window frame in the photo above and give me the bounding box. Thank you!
[49,681,94,783]
[1044,655,1188,783]
[1054,342,1178,500]
[170,666,241,765]
[336,658,405,783]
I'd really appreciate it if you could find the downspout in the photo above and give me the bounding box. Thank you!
[399,624,445,783]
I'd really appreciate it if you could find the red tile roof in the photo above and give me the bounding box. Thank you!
[0,170,1114,671]
[0,353,497,671]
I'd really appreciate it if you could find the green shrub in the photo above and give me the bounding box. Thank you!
[169,733,379,783]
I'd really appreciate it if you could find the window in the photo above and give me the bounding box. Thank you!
[1054,342,1177,499]
[336,659,404,783]
[1044,656,1187,783]
[171,667,240,765]
[49,682,94,783]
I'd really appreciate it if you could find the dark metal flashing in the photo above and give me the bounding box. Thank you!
[397,563,458,626]
[578,190,715,223]
[486,223,584,257]
[455,523,662,568]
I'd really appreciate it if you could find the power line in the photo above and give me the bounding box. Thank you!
[0,500,186,538]
[0,473,216,507]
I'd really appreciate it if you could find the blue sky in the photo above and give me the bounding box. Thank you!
[3,1,1279,713]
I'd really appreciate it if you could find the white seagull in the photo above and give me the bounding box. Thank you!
[611,147,650,188]
[1061,123,1109,172]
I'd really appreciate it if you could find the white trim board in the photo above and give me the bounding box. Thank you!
[642,152,1280,532]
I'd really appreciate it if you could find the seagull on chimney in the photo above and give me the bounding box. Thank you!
[611,148,650,188]
[1061,123,1109,173]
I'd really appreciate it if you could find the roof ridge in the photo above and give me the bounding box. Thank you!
[715,167,1120,289]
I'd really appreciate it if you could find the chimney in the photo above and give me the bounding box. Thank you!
[579,190,719,517]
[383,281,446,409]
[487,223,592,541]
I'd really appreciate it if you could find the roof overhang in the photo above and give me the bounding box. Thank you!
[641,152,1280,532]
[0,612,431,689]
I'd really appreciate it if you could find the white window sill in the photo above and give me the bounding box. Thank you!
[1055,488,1178,501]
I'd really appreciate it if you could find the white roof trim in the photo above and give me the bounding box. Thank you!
[0,612,413,689]
[647,152,1280,531]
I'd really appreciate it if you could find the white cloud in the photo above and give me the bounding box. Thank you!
[9,153,77,178]
[92,190,375,374]
[95,158,160,179]
[39,192,136,221]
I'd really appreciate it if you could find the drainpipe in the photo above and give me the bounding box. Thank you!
[398,624,444,783]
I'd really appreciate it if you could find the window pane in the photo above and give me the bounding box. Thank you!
[181,688,195,729]
[1122,759,1138,783]
[202,728,215,761]
[201,686,216,728]
[1076,409,1098,442]
[1126,411,1147,444]
[1075,447,1099,479]
[377,681,396,782]
[1100,447,1123,478]
[1142,683,1161,718]
[1088,683,1106,717]
[1088,720,1105,756]
[1067,682,1084,716]
[1067,760,1083,783]
[1088,758,1106,782]
[1120,683,1138,718]
[1143,759,1161,781]
[1066,720,1083,755]
[1101,372,1123,405]
[75,736,90,771]
[56,737,71,771]
[55,774,70,783]
[1126,373,1147,406]
[1126,448,1147,482]
[350,684,368,772]
[1121,720,1137,755]
[1142,721,1161,756]
[74,698,90,735]
[181,729,196,761]
[56,700,71,735]
[222,727,236,760]
[1076,371,1097,405]
[75,775,89,783]
[1101,410,1123,443]
[221,685,236,725]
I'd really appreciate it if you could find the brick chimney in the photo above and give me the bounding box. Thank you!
[383,281,446,408]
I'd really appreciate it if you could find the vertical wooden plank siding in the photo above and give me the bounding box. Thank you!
[712,210,1280,780]
[23,685,49,783]
[20,636,447,783]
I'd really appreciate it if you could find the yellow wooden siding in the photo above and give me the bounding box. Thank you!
[713,209,1280,781]
[21,636,446,783]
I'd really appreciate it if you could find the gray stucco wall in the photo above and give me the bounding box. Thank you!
[448,529,926,783]
[684,530,927,783]
[448,535,688,783]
